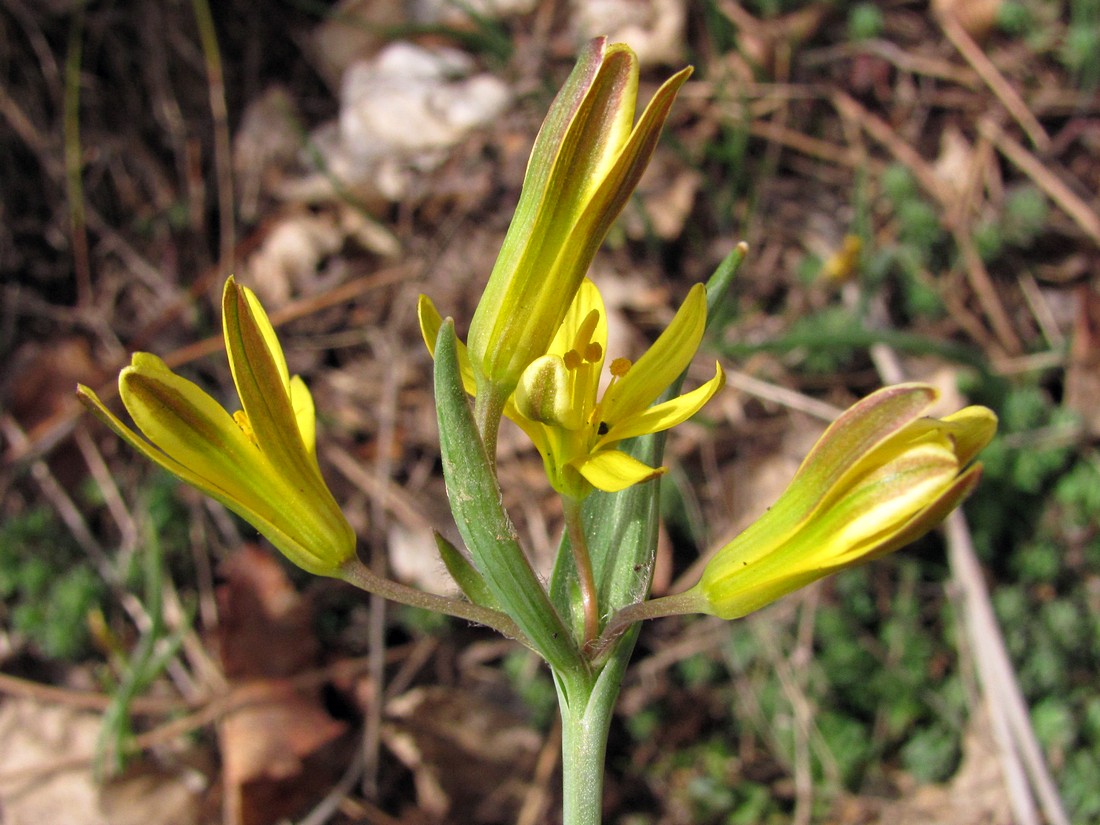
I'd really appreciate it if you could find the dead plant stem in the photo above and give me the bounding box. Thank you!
[190,0,235,270]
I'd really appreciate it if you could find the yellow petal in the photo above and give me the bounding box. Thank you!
[222,278,322,494]
[77,381,259,510]
[774,384,938,528]
[505,406,556,465]
[120,353,271,506]
[555,63,692,315]
[694,386,996,620]
[126,361,352,576]
[940,405,998,467]
[577,448,665,493]
[81,281,355,579]
[699,453,979,620]
[92,364,349,575]
[466,45,640,393]
[863,462,983,561]
[547,278,607,359]
[599,361,724,445]
[417,294,477,396]
[238,279,290,390]
[466,44,689,396]
[600,283,707,423]
[802,438,959,565]
[542,44,638,225]
[290,375,317,456]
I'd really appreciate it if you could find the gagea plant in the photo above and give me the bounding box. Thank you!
[79,37,996,824]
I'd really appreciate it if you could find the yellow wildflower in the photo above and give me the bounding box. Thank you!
[693,384,996,619]
[77,277,356,577]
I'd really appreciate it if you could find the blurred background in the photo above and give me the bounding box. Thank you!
[1,1,1098,823]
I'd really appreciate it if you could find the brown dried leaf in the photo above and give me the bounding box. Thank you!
[3,337,105,434]
[215,547,349,825]
[382,686,542,821]
[0,698,110,825]
[0,698,207,825]
[98,761,209,825]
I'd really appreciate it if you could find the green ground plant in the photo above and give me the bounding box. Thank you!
[0,508,105,659]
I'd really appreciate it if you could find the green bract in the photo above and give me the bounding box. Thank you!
[77,277,356,577]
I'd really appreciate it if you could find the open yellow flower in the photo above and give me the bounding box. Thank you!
[77,277,356,577]
[688,384,996,619]
[510,278,723,498]
[424,38,691,402]
[420,280,723,498]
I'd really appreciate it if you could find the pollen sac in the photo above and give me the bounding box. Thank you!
[609,357,631,377]
[515,355,577,429]
[233,410,259,446]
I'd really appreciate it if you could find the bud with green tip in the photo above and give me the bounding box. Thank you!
[434,37,691,401]
[688,384,997,619]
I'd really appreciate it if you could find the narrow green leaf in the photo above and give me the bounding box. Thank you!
[433,531,500,610]
[434,320,585,674]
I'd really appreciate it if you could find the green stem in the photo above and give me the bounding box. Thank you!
[339,558,524,642]
[560,690,607,825]
[563,495,599,651]
[591,588,706,663]
[555,623,641,825]
[473,381,507,469]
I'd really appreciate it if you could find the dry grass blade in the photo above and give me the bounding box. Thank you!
[63,1,91,307]
[937,9,1051,152]
[945,513,1071,825]
[832,92,1024,355]
[873,344,1069,825]
[979,118,1100,246]
[189,0,235,270]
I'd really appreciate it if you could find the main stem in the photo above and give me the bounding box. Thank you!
[560,691,607,825]
[556,623,640,825]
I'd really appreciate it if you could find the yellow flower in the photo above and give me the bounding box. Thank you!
[692,384,996,619]
[77,277,356,577]
[511,278,723,498]
[420,279,723,498]
[426,38,691,401]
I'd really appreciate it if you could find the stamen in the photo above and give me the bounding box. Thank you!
[610,357,632,377]
[584,342,603,363]
[233,410,259,447]
[563,350,582,370]
[572,309,601,355]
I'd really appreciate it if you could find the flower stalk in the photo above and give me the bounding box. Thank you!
[562,495,599,651]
